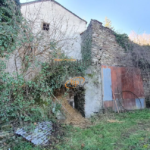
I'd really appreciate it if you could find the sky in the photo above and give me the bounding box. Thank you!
[20,0,150,35]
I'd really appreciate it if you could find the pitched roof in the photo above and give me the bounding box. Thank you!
[21,0,87,24]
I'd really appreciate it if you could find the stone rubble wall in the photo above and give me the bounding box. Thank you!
[81,19,145,117]
[89,20,127,66]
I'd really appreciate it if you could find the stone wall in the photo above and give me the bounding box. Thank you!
[80,19,137,117]
[81,19,128,66]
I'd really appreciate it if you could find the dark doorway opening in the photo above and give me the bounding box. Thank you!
[68,87,85,117]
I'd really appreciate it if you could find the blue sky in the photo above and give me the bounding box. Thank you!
[20,0,150,35]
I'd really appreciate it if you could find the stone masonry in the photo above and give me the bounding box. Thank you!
[81,20,144,117]
[81,19,128,66]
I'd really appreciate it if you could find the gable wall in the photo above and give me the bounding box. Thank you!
[21,0,87,59]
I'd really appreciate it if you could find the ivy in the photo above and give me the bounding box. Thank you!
[0,58,89,125]
[81,33,92,62]
[114,32,133,52]
[41,60,88,92]
[0,0,21,57]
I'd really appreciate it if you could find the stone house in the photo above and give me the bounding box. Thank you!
[7,0,145,118]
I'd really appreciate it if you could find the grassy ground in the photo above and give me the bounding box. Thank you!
[12,109,150,150]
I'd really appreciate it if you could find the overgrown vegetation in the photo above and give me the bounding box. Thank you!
[113,32,133,52]
[0,3,91,149]
[0,0,89,124]
[42,60,88,93]
[81,30,92,62]
[103,17,133,52]
[0,0,21,57]
[0,42,88,126]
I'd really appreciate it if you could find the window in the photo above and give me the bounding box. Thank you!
[42,23,49,31]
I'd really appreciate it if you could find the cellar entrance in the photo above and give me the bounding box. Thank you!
[68,87,85,117]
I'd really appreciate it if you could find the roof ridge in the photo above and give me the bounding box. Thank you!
[21,0,87,24]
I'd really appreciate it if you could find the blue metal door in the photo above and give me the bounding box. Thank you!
[102,68,113,101]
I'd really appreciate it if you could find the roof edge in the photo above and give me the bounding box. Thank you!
[21,0,87,24]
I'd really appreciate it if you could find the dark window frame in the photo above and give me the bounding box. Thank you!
[42,22,49,31]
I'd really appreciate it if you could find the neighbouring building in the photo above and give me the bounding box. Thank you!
[5,0,87,78]
[21,0,87,59]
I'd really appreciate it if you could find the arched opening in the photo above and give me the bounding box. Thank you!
[68,87,85,117]
[54,86,85,117]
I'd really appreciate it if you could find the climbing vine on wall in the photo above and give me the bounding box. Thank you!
[0,58,89,124]
[114,32,133,52]
[0,0,21,57]
[42,60,88,92]
[81,33,92,62]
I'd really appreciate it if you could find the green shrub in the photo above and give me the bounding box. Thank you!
[114,32,133,52]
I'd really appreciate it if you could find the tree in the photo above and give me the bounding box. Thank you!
[129,31,150,46]
[104,17,114,30]
[13,1,83,78]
